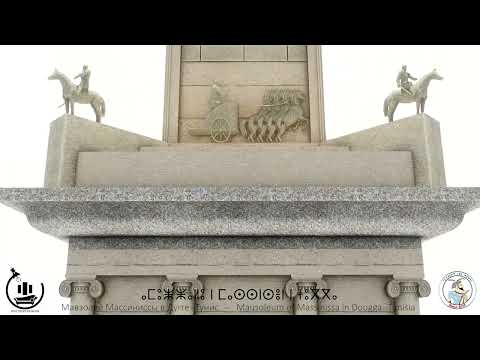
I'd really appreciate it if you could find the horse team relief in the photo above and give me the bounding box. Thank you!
[187,81,310,144]
[240,89,309,143]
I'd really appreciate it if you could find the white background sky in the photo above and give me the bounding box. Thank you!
[0,45,478,315]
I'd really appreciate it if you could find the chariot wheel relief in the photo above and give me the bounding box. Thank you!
[210,118,232,143]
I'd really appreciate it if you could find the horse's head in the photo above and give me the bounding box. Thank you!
[48,68,61,81]
[430,69,444,81]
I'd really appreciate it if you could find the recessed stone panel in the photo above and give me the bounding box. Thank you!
[75,150,415,186]
[181,62,308,86]
[201,45,244,61]
[244,45,287,61]
[288,45,307,61]
[181,45,201,61]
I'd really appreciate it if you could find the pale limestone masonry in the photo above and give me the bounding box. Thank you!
[180,45,201,62]
[200,45,244,62]
[45,115,162,187]
[44,115,441,188]
[288,45,308,61]
[328,114,446,187]
[244,45,288,61]
[177,45,314,144]
[1,46,477,315]
[75,148,414,186]
[164,45,325,144]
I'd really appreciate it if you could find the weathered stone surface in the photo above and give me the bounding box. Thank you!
[66,263,424,278]
[68,248,422,269]
[94,276,170,315]
[181,45,201,61]
[1,186,479,239]
[328,114,446,187]
[288,45,307,61]
[44,115,162,187]
[179,84,309,119]
[139,143,349,152]
[320,276,395,315]
[181,62,308,86]
[75,149,415,186]
[244,45,287,61]
[200,45,244,61]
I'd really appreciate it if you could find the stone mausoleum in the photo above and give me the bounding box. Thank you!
[1,45,480,315]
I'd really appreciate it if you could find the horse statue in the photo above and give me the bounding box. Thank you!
[48,69,106,123]
[383,69,443,123]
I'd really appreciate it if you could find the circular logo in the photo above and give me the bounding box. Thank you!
[6,268,44,310]
[439,271,476,310]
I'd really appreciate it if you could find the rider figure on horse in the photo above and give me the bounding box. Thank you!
[397,65,417,96]
[74,65,91,95]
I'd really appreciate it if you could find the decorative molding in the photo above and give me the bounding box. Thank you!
[59,279,105,299]
[385,280,401,298]
[386,279,431,299]
[59,280,73,297]
[417,280,432,298]
[307,45,326,144]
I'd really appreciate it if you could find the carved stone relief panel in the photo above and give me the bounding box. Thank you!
[178,45,312,144]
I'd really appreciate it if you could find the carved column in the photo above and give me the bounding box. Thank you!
[386,279,431,315]
[59,279,104,315]
[285,278,327,315]
[162,277,203,315]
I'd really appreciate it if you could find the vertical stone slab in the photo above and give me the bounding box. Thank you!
[307,45,327,143]
[327,114,447,187]
[163,45,182,143]
[44,115,162,187]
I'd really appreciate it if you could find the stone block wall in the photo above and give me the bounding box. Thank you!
[178,45,311,143]
[62,236,427,315]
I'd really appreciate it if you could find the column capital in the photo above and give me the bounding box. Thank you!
[59,279,105,299]
[285,277,327,299]
[386,279,431,299]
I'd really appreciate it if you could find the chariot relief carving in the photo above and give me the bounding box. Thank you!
[188,82,309,144]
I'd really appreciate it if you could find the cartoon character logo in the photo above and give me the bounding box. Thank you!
[440,271,476,310]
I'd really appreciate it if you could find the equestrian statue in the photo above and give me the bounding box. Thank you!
[49,66,106,123]
[384,66,443,123]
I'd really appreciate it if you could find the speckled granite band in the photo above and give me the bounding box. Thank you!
[69,236,422,250]
[1,186,479,239]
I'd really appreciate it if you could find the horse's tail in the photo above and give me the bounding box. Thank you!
[383,96,390,117]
